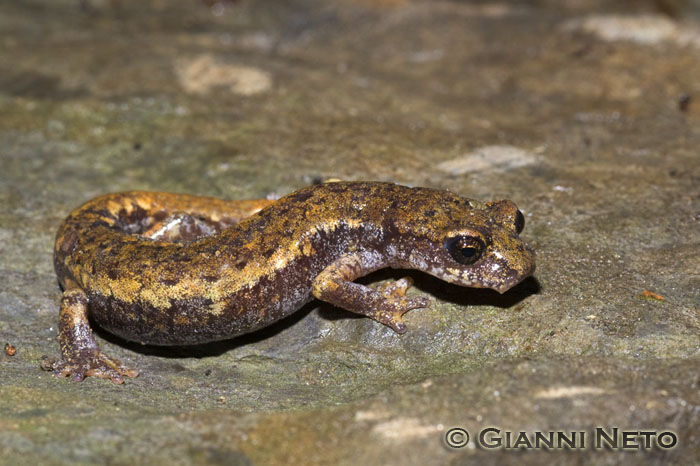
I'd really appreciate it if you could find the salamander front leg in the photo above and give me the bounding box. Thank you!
[53,288,139,384]
[312,254,430,334]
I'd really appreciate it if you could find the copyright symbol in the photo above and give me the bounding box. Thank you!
[445,427,470,448]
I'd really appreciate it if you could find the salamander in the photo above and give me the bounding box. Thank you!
[51,181,535,383]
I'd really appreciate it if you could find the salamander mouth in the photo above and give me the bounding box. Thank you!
[492,261,536,294]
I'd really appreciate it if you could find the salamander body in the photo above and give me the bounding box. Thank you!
[52,181,535,383]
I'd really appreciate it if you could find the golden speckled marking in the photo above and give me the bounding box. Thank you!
[51,181,535,383]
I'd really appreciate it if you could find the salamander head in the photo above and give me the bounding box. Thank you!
[399,194,535,294]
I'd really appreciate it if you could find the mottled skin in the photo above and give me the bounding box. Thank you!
[52,181,535,383]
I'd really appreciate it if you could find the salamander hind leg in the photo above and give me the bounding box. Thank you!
[53,288,139,384]
[312,254,430,334]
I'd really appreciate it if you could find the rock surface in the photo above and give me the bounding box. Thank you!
[0,0,698,464]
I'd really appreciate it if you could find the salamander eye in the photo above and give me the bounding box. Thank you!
[444,236,485,265]
[515,210,525,235]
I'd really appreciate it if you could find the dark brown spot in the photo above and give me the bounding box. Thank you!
[114,205,151,234]
[88,220,109,229]
[202,275,219,283]
[286,190,314,203]
[152,210,168,222]
[60,230,78,253]
[160,277,179,286]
